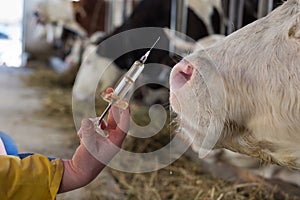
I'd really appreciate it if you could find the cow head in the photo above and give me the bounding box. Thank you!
[170,0,300,169]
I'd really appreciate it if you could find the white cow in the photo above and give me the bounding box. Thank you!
[24,0,87,61]
[34,0,87,42]
[24,0,54,58]
[170,0,300,169]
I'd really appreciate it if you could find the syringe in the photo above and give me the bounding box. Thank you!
[97,37,160,126]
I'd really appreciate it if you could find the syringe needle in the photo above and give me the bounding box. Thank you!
[140,37,160,63]
[150,36,160,52]
[98,102,112,126]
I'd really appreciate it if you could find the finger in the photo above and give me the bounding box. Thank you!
[78,118,94,138]
[108,129,127,147]
[107,105,121,129]
[116,106,130,133]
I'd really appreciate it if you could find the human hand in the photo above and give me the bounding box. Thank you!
[59,89,130,193]
[78,87,130,150]
[77,103,130,164]
[78,87,130,164]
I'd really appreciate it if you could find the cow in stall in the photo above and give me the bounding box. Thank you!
[24,0,58,62]
[28,0,88,71]
[170,0,300,186]
[33,0,87,43]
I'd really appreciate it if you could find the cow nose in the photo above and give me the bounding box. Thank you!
[170,60,194,91]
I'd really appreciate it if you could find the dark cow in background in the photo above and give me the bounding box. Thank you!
[73,0,285,104]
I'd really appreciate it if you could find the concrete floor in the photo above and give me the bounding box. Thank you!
[0,66,86,199]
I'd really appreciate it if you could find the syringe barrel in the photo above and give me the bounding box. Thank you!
[114,60,144,99]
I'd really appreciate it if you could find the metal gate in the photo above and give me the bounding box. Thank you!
[169,0,276,36]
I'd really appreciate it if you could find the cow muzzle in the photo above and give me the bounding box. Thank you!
[170,59,194,91]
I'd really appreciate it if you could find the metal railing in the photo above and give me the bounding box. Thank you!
[169,0,276,36]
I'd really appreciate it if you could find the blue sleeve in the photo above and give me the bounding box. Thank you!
[0,131,18,155]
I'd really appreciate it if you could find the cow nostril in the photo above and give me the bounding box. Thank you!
[171,64,194,91]
[179,65,193,81]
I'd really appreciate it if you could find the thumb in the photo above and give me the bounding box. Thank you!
[78,118,95,139]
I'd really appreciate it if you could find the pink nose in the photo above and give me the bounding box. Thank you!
[170,60,194,91]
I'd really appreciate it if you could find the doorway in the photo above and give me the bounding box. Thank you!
[0,0,24,67]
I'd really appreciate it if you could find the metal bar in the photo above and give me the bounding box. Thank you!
[105,0,114,33]
[227,0,237,34]
[170,0,177,35]
[122,0,128,22]
[268,0,274,13]
[176,0,187,33]
[169,0,188,55]
[258,0,269,18]
[21,0,26,67]
[179,0,188,39]
[237,0,245,29]
[221,0,229,35]
[169,0,177,55]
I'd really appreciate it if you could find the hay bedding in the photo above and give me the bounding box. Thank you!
[23,68,300,200]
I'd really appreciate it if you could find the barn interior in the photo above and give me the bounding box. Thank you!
[1,0,300,199]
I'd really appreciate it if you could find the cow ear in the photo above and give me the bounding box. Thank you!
[288,16,300,39]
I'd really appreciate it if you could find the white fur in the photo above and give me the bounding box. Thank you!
[24,0,52,56]
[170,0,300,169]
[35,0,87,41]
